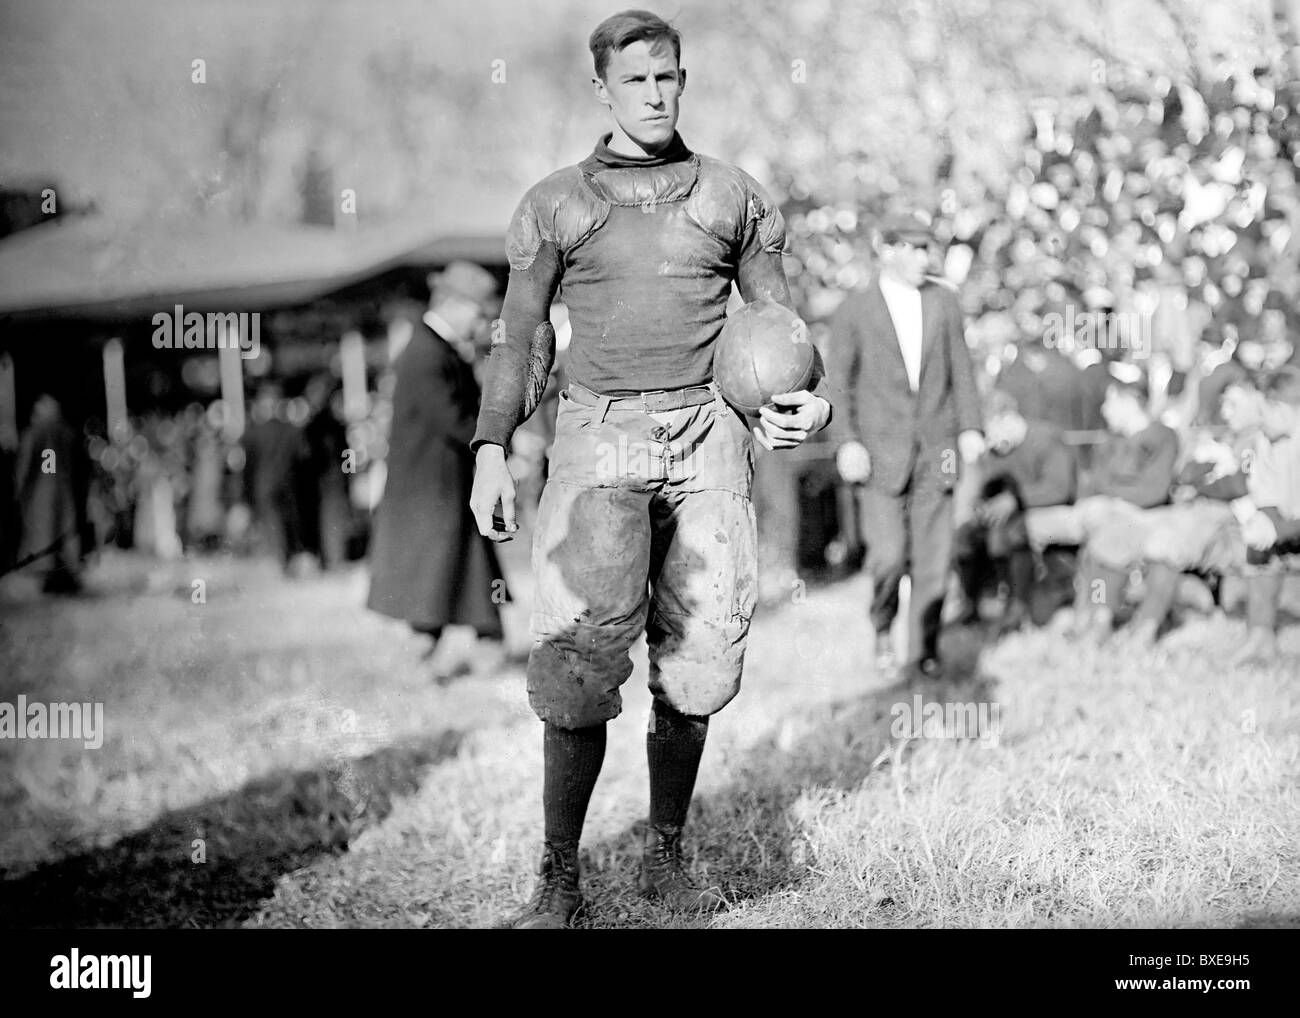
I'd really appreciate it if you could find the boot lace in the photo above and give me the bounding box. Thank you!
[527,843,579,914]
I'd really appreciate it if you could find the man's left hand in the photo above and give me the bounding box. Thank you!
[752,390,831,451]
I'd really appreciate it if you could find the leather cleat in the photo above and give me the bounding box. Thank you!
[1231,628,1279,668]
[637,824,725,913]
[511,842,583,929]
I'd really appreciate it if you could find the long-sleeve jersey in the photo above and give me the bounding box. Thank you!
[977,421,1075,508]
[472,132,815,452]
[1077,420,1179,508]
[1247,431,1300,542]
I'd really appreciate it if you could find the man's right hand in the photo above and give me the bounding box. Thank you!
[470,444,519,542]
[836,440,872,484]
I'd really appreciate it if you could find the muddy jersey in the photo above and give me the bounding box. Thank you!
[472,132,796,451]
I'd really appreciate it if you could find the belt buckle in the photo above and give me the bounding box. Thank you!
[639,388,670,412]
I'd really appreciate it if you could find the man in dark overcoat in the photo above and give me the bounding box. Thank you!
[16,393,87,593]
[367,261,506,667]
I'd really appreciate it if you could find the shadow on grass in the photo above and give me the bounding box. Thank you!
[575,620,1000,928]
[0,730,462,929]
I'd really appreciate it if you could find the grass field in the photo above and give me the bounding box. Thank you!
[1,542,1297,929]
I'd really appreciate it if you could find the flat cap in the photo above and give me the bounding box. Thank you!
[877,210,934,245]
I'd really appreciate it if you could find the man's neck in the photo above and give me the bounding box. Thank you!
[879,270,918,291]
[597,125,687,165]
[606,125,662,159]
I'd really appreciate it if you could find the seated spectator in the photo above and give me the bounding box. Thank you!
[1193,329,1251,426]
[1023,368,1180,638]
[1115,366,1300,662]
[1123,377,1265,647]
[1234,366,1300,664]
[953,391,1074,633]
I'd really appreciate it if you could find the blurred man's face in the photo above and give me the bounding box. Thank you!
[252,392,278,423]
[594,40,684,155]
[1220,384,1263,434]
[1264,338,1295,371]
[32,394,60,425]
[1101,386,1142,432]
[1237,339,1267,371]
[431,292,488,351]
[878,239,929,287]
[986,409,1027,453]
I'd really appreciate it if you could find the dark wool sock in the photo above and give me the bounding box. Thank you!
[1073,558,1093,615]
[1093,564,1128,615]
[542,722,606,849]
[647,698,710,831]
[1133,563,1180,629]
[1006,548,1035,606]
[1079,553,1124,616]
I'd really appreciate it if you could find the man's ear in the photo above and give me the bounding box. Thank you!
[592,76,610,107]
[678,67,686,94]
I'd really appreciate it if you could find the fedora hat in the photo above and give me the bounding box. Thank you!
[428,260,498,307]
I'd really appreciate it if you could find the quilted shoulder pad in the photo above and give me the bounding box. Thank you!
[685,156,787,253]
[505,166,610,270]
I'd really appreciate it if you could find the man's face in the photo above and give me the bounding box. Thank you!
[594,39,684,154]
[1220,384,1263,434]
[1237,339,1267,371]
[986,409,1027,454]
[32,395,59,425]
[252,391,279,422]
[1101,386,1140,433]
[436,293,485,339]
[878,239,929,287]
[1264,337,1295,371]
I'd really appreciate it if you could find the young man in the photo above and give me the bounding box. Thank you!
[826,212,984,679]
[468,10,831,929]
[1122,377,1266,647]
[953,391,1074,634]
[1026,370,1179,639]
[1233,365,1300,663]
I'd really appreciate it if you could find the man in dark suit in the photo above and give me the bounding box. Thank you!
[826,212,984,679]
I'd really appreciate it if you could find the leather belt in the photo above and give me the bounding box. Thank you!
[566,380,716,414]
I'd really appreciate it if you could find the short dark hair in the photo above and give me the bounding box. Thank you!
[589,9,681,80]
[1259,364,1300,406]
